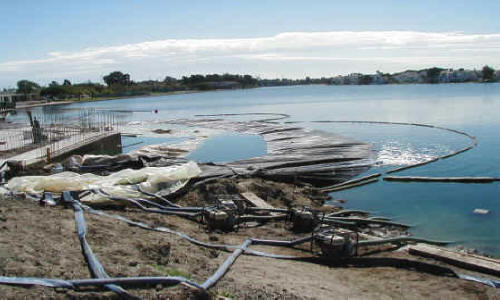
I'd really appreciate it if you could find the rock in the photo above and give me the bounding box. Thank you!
[129,261,138,267]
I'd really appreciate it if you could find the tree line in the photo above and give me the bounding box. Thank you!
[7,65,499,101]
[10,72,261,101]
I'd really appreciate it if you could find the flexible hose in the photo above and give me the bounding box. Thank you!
[62,192,138,299]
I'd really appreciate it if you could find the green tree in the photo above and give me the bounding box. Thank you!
[40,85,67,99]
[426,67,444,84]
[163,76,177,83]
[16,80,40,98]
[63,79,72,86]
[482,65,495,82]
[103,71,131,86]
[49,81,59,87]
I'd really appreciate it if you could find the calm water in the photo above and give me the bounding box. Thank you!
[18,83,500,256]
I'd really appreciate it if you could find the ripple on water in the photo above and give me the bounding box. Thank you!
[376,141,451,166]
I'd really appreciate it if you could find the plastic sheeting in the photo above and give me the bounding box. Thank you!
[0,186,9,198]
[6,162,201,204]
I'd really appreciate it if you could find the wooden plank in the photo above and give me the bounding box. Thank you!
[408,244,500,276]
[240,192,275,209]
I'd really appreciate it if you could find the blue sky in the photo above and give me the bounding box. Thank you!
[1,0,500,87]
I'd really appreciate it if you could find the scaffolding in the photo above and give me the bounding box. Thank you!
[0,109,122,161]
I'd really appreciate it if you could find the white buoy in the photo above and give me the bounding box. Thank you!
[473,208,490,215]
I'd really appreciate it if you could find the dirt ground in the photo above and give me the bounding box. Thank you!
[0,179,498,299]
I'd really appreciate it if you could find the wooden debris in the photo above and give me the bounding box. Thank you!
[408,244,500,276]
[240,192,275,209]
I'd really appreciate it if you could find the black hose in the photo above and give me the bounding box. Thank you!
[136,185,180,208]
[245,207,289,213]
[62,192,138,299]
[237,214,287,223]
[201,239,252,289]
[251,236,313,247]
[92,189,201,218]
[133,197,205,212]
[0,276,202,290]
[323,216,410,228]
[79,202,304,259]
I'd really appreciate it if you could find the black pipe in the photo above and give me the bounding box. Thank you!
[201,239,252,289]
[92,189,201,218]
[323,216,410,228]
[251,236,313,247]
[136,185,180,208]
[237,214,287,223]
[62,192,138,299]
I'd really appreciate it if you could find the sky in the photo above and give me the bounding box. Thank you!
[1,0,500,88]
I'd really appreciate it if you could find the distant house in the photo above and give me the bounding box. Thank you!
[495,70,500,81]
[344,73,363,85]
[392,70,426,83]
[0,91,18,110]
[331,76,346,85]
[439,69,478,83]
[371,71,389,84]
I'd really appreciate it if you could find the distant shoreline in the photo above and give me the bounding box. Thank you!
[14,89,204,109]
[12,81,500,110]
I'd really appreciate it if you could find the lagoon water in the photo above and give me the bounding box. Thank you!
[23,83,500,256]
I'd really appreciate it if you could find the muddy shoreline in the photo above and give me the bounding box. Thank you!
[0,177,498,299]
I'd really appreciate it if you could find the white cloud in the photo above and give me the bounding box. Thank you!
[1,31,500,86]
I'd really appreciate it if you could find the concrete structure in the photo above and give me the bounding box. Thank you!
[0,92,17,111]
[0,132,121,169]
[0,91,39,104]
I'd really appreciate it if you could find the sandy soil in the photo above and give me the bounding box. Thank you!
[0,179,498,299]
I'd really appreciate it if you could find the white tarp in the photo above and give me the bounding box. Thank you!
[6,161,201,204]
[0,186,9,201]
